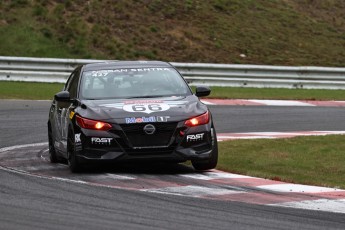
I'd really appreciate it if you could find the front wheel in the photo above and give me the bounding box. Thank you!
[192,144,218,171]
[192,128,218,171]
[67,129,83,173]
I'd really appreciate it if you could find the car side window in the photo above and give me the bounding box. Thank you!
[65,69,80,99]
[64,72,74,91]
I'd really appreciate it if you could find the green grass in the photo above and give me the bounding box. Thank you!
[217,135,345,189]
[2,81,345,101]
[0,82,63,100]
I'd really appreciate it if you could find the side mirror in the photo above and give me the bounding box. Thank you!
[195,86,211,97]
[55,91,71,102]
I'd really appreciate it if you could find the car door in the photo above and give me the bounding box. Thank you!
[58,68,81,154]
[51,70,75,153]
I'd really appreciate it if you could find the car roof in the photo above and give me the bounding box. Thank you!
[82,60,173,71]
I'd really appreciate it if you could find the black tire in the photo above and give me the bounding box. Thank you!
[192,129,218,171]
[48,124,59,163]
[67,128,83,173]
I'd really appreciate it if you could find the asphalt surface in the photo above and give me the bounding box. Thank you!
[1,100,345,230]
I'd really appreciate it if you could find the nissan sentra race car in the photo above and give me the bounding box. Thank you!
[48,61,218,172]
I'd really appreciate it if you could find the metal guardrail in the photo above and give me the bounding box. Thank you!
[1,56,345,89]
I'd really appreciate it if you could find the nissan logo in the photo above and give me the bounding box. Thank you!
[143,124,156,135]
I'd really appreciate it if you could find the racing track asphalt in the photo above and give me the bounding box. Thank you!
[0,100,345,230]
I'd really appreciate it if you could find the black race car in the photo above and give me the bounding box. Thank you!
[48,61,218,172]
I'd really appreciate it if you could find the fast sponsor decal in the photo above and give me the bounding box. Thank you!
[186,133,204,142]
[125,116,170,124]
[91,137,113,145]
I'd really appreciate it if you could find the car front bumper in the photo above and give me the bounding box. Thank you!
[74,124,216,163]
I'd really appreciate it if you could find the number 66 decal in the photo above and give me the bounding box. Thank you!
[123,103,170,114]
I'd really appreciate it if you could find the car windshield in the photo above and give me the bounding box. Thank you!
[80,67,192,99]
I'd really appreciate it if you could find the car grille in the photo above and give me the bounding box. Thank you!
[124,146,176,156]
[120,122,177,147]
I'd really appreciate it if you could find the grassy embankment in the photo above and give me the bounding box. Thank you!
[0,1,345,66]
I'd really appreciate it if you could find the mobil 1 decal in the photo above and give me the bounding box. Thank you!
[125,116,170,124]
[101,100,188,114]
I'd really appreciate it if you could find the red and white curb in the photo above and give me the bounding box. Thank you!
[201,99,345,107]
[1,135,345,214]
[141,171,345,213]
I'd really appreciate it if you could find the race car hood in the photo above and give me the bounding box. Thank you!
[78,95,208,124]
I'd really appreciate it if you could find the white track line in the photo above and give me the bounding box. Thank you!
[0,142,47,153]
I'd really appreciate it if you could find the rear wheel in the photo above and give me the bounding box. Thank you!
[192,128,218,171]
[67,128,83,173]
[48,124,59,163]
